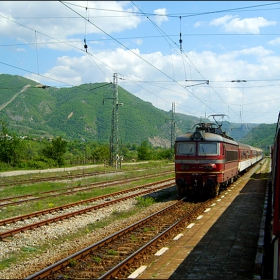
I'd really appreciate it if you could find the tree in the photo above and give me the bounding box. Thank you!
[137,141,152,160]
[42,136,68,167]
[91,144,110,163]
[0,120,25,166]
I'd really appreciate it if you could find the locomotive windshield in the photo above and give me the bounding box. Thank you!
[177,142,195,155]
[198,143,219,156]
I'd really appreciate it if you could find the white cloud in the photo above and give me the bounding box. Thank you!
[16,48,26,52]
[210,15,276,34]
[153,8,168,25]
[237,46,273,57]
[132,39,143,45]
[24,43,279,124]
[194,21,207,28]
[0,1,142,50]
[269,37,280,46]
[210,15,235,26]
[2,1,279,124]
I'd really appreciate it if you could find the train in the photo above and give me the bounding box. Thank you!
[174,115,263,199]
[269,111,280,279]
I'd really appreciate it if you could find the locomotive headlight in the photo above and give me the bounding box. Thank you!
[193,132,201,139]
[180,165,189,170]
[203,164,216,170]
[181,164,185,170]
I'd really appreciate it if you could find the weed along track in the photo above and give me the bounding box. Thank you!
[0,163,177,279]
[0,171,173,207]
[0,179,175,240]
[23,161,266,279]
[25,198,212,279]
[0,170,120,188]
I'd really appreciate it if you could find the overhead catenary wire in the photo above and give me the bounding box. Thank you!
[84,2,88,53]
[0,60,114,94]
[0,7,273,112]
[34,31,39,75]
[1,31,280,49]
[1,2,279,122]
[0,13,84,52]
[131,1,239,118]
[60,0,279,120]
[0,10,114,86]
[179,16,182,53]
[61,1,280,18]
[60,0,218,115]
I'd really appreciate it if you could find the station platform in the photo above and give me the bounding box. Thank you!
[137,169,270,279]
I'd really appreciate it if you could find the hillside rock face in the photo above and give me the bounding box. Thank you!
[148,136,170,148]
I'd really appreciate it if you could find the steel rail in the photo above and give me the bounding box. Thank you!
[24,198,187,280]
[0,170,118,187]
[0,177,173,226]
[99,200,207,279]
[0,171,173,207]
[24,198,209,280]
[0,180,175,240]
[0,165,173,187]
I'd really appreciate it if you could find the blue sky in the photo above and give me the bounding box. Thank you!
[0,1,280,124]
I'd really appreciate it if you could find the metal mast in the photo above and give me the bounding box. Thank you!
[165,102,176,160]
[109,73,119,166]
[103,73,123,167]
[171,102,176,159]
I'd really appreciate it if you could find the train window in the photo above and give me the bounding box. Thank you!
[177,142,195,155]
[198,143,219,155]
[226,150,238,162]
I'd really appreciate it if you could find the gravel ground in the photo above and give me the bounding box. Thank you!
[0,183,165,234]
[0,195,175,279]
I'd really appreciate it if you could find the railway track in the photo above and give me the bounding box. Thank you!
[1,161,266,279]
[0,164,173,187]
[0,179,175,240]
[25,197,213,279]
[0,171,173,207]
[0,170,120,187]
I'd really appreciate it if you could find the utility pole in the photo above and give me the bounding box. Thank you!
[104,73,123,167]
[110,73,119,167]
[165,102,176,160]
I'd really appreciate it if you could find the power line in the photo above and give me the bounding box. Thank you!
[0,13,84,52]
[0,11,115,85]
[2,2,278,122]
[0,61,113,93]
[3,32,279,48]
[60,1,280,18]
[60,0,218,116]
[130,1,242,119]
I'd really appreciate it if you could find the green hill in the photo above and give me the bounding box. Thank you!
[0,74,202,146]
[0,74,276,151]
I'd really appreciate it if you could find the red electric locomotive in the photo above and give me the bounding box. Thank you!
[175,115,263,198]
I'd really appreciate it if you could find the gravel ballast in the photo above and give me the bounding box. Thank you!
[0,197,175,279]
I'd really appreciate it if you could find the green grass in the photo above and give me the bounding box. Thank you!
[68,258,77,267]
[93,256,102,264]
[0,161,176,271]
[0,164,174,220]
[108,249,118,256]
[0,192,174,271]
[135,197,155,208]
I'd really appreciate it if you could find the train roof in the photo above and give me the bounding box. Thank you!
[175,132,238,145]
[238,142,262,151]
[176,134,262,151]
[176,122,262,152]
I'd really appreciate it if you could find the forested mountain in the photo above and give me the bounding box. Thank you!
[0,74,276,150]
